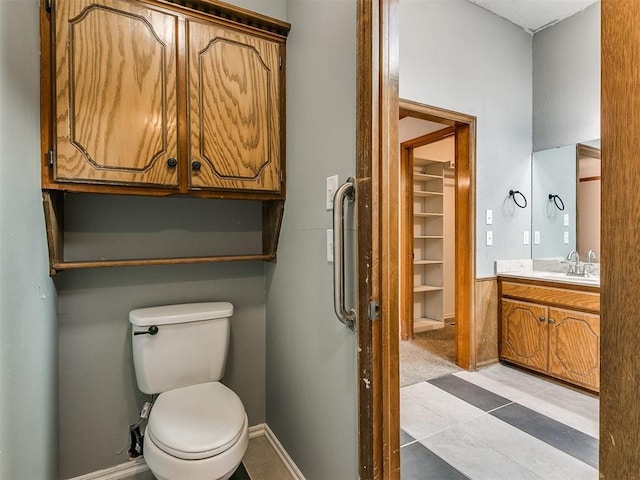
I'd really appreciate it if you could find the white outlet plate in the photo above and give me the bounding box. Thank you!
[486,231,493,246]
[564,231,569,244]
[326,175,339,210]
[327,229,334,262]
[534,231,541,245]
[485,209,493,225]
[523,231,529,245]
[564,213,569,226]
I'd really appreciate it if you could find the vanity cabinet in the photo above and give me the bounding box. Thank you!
[499,277,600,392]
[40,0,290,273]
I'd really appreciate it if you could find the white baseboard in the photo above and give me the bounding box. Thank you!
[264,424,306,480]
[66,457,148,480]
[67,423,304,480]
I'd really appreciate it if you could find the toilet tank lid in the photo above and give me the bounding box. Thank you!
[129,302,233,327]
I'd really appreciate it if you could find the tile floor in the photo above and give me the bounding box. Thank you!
[400,363,599,480]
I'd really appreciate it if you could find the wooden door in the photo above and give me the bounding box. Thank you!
[187,20,281,193]
[548,307,599,391]
[54,0,179,187]
[500,299,548,372]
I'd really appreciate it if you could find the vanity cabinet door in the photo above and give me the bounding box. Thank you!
[548,307,600,391]
[187,19,282,193]
[53,0,180,187]
[500,299,549,373]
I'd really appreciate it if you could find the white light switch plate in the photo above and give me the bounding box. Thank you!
[485,209,493,225]
[486,231,493,246]
[534,231,541,245]
[564,213,569,226]
[326,175,339,210]
[564,231,569,244]
[523,231,529,245]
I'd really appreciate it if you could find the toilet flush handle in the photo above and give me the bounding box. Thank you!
[134,325,159,336]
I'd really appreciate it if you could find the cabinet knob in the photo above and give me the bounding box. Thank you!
[167,157,177,168]
[191,160,202,171]
[548,318,556,324]
[538,316,546,322]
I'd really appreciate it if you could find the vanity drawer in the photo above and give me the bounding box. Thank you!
[500,281,600,313]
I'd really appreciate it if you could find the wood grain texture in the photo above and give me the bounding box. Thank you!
[475,277,498,366]
[356,0,379,477]
[54,0,180,186]
[500,299,548,373]
[187,19,280,192]
[42,190,64,275]
[500,281,600,313]
[548,307,599,391]
[601,1,640,476]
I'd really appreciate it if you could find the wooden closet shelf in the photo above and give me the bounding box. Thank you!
[413,173,443,180]
[414,212,443,217]
[414,260,443,265]
[414,285,443,293]
[414,190,443,197]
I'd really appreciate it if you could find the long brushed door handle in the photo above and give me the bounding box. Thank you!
[333,177,357,330]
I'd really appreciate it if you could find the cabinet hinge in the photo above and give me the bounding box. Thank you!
[368,301,380,321]
[279,56,282,70]
[47,149,54,168]
[45,0,52,14]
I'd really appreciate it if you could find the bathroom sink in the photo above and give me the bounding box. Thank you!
[502,270,600,286]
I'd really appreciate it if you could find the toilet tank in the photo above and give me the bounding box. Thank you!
[130,302,233,395]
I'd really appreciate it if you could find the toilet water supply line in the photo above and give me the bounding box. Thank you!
[127,400,153,458]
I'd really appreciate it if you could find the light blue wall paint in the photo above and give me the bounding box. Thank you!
[265,0,358,478]
[400,0,533,277]
[0,0,58,478]
[533,2,600,151]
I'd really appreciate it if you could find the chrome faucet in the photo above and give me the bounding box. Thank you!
[587,249,596,264]
[566,250,582,276]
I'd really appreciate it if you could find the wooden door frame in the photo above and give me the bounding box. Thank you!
[356,0,399,478]
[356,1,476,478]
[398,100,477,370]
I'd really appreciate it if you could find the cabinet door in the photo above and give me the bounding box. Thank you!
[54,0,179,187]
[548,307,600,391]
[500,299,548,372]
[187,20,281,192]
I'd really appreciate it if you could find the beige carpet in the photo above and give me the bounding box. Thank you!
[400,323,463,387]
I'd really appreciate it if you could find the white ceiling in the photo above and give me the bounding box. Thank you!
[469,0,598,34]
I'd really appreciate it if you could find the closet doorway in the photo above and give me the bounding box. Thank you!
[398,100,476,372]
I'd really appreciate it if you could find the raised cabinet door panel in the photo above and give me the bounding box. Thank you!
[54,0,179,187]
[500,299,548,372]
[187,20,281,192]
[548,307,600,391]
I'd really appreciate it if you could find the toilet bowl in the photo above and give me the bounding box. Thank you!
[130,303,248,480]
[143,382,249,480]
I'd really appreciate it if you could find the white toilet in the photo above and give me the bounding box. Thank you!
[130,302,248,480]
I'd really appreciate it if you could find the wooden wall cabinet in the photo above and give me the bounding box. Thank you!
[499,277,600,392]
[40,0,290,273]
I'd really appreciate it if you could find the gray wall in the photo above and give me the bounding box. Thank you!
[265,0,358,478]
[400,0,533,277]
[58,198,267,478]
[55,0,286,477]
[533,2,600,151]
[0,0,59,478]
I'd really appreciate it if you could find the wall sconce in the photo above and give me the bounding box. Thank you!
[548,194,565,211]
[509,189,527,209]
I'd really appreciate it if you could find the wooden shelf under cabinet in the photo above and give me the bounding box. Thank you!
[42,191,284,275]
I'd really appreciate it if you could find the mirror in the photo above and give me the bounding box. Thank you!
[531,139,600,260]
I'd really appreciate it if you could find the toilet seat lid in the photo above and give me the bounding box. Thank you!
[147,382,246,460]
